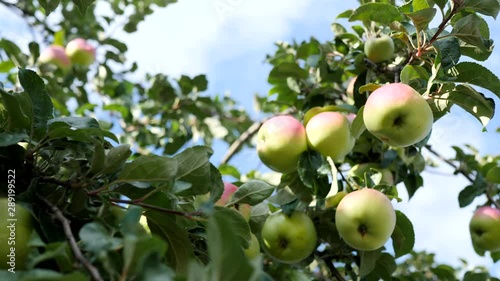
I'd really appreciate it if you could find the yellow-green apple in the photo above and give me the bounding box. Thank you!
[469,206,500,252]
[325,191,347,208]
[335,188,396,251]
[364,35,394,63]
[363,83,433,147]
[261,210,317,263]
[0,198,33,270]
[38,45,72,71]
[306,111,355,161]
[238,204,252,221]
[257,115,308,173]
[243,233,260,259]
[215,182,239,206]
[65,38,96,66]
[348,163,394,185]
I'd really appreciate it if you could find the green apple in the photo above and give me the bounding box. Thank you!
[215,182,239,206]
[486,166,500,183]
[363,83,433,147]
[38,45,72,71]
[257,115,308,173]
[261,211,317,263]
[325,191,347,208]
[65,38,96,66]
[335,188,396,251]
[364,35,394,63]
[469,206,500,252]
[306,111,355,161]
[243,233,260,259]
[0,198,33,270]
[348,163,394,185]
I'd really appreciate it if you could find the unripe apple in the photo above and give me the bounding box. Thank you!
[486,166,500,183]
[243,233,260,259]
[335,188,396,251]
[261,211,317,263]
[325,191,347,208]
[469,206,500,252]
[65,38,96,66]
[38,45,72,70]
[364,35,395,63]
[306,111,355,161]
[257,115,308,174]
[238,204,252,221]
[363,83,433,147]
[0,198,33,270]
[215,182,239,206]
[348,163,394,185]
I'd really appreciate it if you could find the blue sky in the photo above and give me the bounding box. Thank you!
[1,0,499,275]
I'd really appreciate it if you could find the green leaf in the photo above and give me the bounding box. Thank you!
[101,144,132,174]
[451,14,487,51]
[13,269,88,280]
[268,62,308,84]
[53,30,65,46]
[460,0,500,19]
[39,0,60,15]
[349,3,403,25]
[400,65,430,84]
[146,210,194,274]
[227,180,275,206]
[391,211,415,258]
[118,155,178,184]
[192,74,208,92]
[433,36,461,71]
[442,84,495,128]
[213,206,251,248]
[0,89,33,131]
[351,106,366,139]
[406,8,437,31]
[72,0,95,14]
[0,60,15,72]
[207,207,255,281]
[47,117,118,142]
[448,62,500,99]
[430,264,456,281]
[18,69,53,138]
[174,146,216,196]
[0,132,28,147]
[366,253,397,281]
[79,222,122,253]
[463,271,489,281]
[458,185,486,207]
[87,142,105,176]
[297,150,330,199]
[359,250,381,277]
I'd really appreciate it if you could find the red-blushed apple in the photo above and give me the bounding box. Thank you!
[261,210,317,264]
[65,38,96,66]
[243,233,260,259]
[364,35,394,63]
[469,206,500,252]
[345,113,356,124]
[38,45,72,71]
[0,198,33,270]
[348,163,394,185]
[363,83,433,147]
[335,188,396,251]
[306,111,355,161]
[257,115,308,174]
[215,182,239,206]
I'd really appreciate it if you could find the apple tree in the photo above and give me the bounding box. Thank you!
[0,0,499,280]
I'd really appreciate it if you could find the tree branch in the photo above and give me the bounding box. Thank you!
[220,108,296,165]
[39,196,104,281]
[424,144,474,183]
[109,198,206,221]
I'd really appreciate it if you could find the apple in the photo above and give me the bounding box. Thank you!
[364,35,394,63]
[348,163,394,185]
[0,198,33,270]
[325,191,347,208]
[486,166,500,183]
[469,206,500,252]
[215,182,239,206]
[363,83,433,147]
[238,203,252,221]
[261,210,317,263]
[65,38,96,66]
[335,188,396,251]
[257,115,308,173]
[306,111,355,161]
[243,233,260,259]
[38,45,72,70]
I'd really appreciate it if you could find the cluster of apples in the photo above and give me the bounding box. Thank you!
[38,38,96,71]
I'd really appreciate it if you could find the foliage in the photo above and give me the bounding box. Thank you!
[0,0,499,280]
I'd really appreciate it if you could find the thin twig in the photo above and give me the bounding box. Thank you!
[109,198,206,221]
[39,196,104,281]
[220,108,296,165]
[424,145,474,183]
[322,255,346,281]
